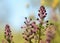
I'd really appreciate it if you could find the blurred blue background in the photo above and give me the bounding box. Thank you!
[0,0,49,31]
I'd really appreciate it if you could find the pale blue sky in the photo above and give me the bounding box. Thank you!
[0,0,49,31]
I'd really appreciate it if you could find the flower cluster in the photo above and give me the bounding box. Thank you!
[21,6,47,43]
[21,17,33,42]
[4,24,13,43]
[21,6,56,43]
[38,6,47,20]
[21,17,39,43]
[36,6,48,43]
[30,22,39,33]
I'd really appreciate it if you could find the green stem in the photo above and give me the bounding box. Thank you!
[29,39,32,43]
[38,27,41,43]
[38,19,43,43]
[7,38,11,43]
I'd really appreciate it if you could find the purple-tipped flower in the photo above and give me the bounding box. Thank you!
[38,6,47,19]
[21,17,33,42]
[30,22,38,33]
[4,24,13,43]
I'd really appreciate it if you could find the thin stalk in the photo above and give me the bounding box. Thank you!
[38,19,43,43]
[38,24,42,43]
[29,39,32,43]
[38,26,41,43]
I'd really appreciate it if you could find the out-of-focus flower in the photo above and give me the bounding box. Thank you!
[45,25,56,43]
[4,24,13,43]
